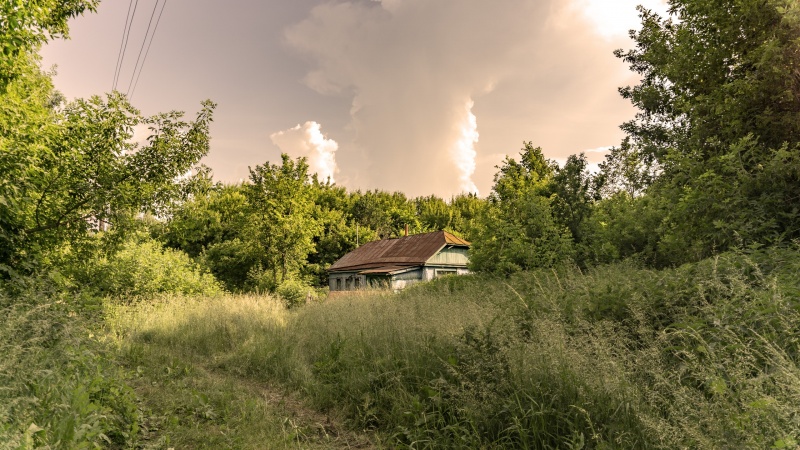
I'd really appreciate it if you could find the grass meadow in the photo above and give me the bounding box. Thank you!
[97,247,800,449]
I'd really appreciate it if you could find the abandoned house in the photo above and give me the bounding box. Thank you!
[328,230,471,292]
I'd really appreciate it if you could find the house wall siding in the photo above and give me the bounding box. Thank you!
[423,266,470,281]
[426,247,469,266]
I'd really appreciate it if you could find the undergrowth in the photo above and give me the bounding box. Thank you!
[0,279,140,449]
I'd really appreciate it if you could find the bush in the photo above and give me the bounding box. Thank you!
[90,237,223,299]
[276,278,313,308]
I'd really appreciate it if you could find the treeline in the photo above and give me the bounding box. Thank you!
[149,158,486,294]
[150,143,605,293]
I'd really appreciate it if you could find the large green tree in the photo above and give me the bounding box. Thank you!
[245,154,321,289]
[550,154,601,244]
[415,195,453,232]
[350,190,419,239]
[162,183,249,259]
[447,193,487,240]
[302,179,377,286]
[469,143,573,274]
[0,0,215,275]
[618,0,800,160]
[615,0,800,263]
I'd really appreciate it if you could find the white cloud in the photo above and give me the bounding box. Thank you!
[270,121,339,183]
[570,0,670,39]
[452,99,479,194]
[284,0,647,197]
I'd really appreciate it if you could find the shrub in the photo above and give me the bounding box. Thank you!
[276,278,312,308]
[90,238,223,299]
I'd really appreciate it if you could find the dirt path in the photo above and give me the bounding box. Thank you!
[130,357,380,449]
[219,368,379,449]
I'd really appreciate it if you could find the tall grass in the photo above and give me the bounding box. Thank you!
[0,281,140,449]
[108,249,800,449]
[106,295,377,448]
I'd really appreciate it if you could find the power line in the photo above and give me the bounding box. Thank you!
[113,0,140,91]
[125,0,161,97]
[112,0,134,91]
[128,0,168,101]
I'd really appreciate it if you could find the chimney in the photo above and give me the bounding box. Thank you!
[404,224,409,236]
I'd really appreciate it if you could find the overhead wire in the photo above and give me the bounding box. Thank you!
[113,0,140,91]
[125,0,163,98]
[128,0,168,101]
[112,0,134,91]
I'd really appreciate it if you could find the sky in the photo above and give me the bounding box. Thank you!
[41,0,669,199]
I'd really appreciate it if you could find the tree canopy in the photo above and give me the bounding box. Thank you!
[0,1,215,275]
[609,0,800,263]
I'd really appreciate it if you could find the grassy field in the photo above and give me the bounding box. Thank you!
[104,248,800,449]
[3,248,800,448]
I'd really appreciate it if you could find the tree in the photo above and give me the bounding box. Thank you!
[305,206,377,287]
[302,179,378,287]
[490,142,555,204]
[615,0,800,262]
[0,0,97,88]
[448,193,488,240]
[618,0,800,162]
[549,153,606,266]
[598,138,659,198]
[350,190,419,239]
[245,154,320,289]
[469,143,573,274]
[550,153,601,242]
[161,183,248,258]
[0,1,216,275]
[469,194,573,275]
[0,66,215,273]
[415,195,453,232]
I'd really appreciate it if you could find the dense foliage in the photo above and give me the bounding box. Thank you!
[607,0,800,264]
[0,1,215,276]
[157,164,486,292]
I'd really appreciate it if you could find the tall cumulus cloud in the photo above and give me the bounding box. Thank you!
[270,121,339,183]
[284,0,655,197]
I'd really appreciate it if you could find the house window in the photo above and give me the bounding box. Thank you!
[346,278,352,290]
[336,278,342,290]
[435,269,457,278]
[355,277,361,289]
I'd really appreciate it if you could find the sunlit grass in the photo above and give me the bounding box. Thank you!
[106,293,377,449]
[106,293,288,353]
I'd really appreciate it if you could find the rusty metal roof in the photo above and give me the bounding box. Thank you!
[329,231,470,273]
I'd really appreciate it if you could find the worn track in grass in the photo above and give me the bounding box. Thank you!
[127,356,379,449]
